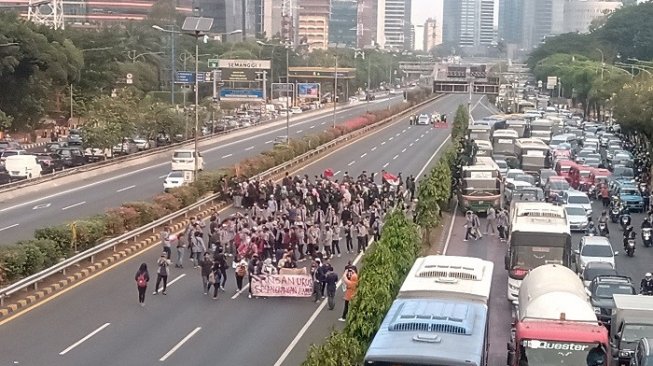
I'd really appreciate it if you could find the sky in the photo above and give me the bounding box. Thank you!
[411,0,441,51]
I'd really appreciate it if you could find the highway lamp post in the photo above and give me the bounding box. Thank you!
[257,40,291,143]
[152,24,179,106]
[333,54,338,128]
[596,48,605,80]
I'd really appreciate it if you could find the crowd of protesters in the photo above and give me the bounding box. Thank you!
[136,169,414,320]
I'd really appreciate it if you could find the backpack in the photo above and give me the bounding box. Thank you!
[137,273,147,287]
[208,271,216,284]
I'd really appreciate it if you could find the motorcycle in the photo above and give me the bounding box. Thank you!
[610,206,621,223]
[643,228,653,247]
[598,222,609,237]
[641,289,653,296]
[626,238,636,257]
[620,212,632,231]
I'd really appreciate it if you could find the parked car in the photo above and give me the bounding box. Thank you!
[35,153,65,173]
[44,141,68,153]
[4,155,42,179]
[132,138,151,151]
[0,165,12,184]
[56,147,86,167]
[290,107,303,114]
[67,129,83,146]
[0,149,28,165]
[0,139,20,153]
[112,138,139,156]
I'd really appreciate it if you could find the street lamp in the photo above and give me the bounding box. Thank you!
[127,50,164,63]
[258,40,291,143]
[333,53,338,128]
[152,24,179,106]
[596,48,605,79]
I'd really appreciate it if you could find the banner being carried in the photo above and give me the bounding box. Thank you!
[250,274,313,297]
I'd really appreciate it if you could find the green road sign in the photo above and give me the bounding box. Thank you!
[208,59,219,69]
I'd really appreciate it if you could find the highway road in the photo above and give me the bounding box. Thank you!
[0,93,496,366]
[0,96,406,244]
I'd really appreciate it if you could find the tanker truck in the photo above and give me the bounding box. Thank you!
[507,264,610,365]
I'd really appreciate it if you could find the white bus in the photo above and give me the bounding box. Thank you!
[505,202,571,302]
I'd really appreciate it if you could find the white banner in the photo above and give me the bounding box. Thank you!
[218,59,271,69]
[250,274,313,297]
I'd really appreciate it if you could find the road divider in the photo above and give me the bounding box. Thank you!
[0,89,439,319]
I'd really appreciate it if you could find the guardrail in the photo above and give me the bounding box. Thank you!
[0,93,439,306]
[0,103,344,193]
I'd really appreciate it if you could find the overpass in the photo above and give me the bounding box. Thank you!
[432,63,499,95]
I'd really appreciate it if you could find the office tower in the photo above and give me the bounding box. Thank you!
[443,0,496,47]
[330,0,358,46]
[297,0,330,50]
[377,0,412,50]
[498,0,523,45]
[357,0,378,48]
[263,0,298,44]
[423,18,438,52]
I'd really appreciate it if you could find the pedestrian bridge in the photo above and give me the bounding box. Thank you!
[433,80,500,95]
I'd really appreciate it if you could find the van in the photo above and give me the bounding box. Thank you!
[171,150,204,171]
[4,155,42,179]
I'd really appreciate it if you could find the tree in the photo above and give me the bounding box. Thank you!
[612,77,653,137]
[138,97,184,138]
[0,109,13,131]
[83,91,141,150]
[527,33,604,69]
[597,2,653,61]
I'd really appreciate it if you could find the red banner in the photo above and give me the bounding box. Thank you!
[251,274,314,297]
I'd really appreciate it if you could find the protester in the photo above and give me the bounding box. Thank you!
[160,225,172,259]
[324,266,339,310]
[153,252,171,295]
[339,266,359,321]
[200,253,213,295]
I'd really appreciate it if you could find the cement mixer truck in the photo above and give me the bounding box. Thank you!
[507,264,610,366]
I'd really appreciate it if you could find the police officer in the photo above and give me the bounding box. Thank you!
[641,273,653,294]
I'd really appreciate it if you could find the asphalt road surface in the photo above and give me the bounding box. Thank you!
[0,96,406,244]
[0,93,497,366]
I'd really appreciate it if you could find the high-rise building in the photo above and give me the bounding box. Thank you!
[498,0,523,45]
[561,0,621,33]
[329,0,358,46]
[298,0,330,50]
[197,0,255,40]
[357,0,378,48]
[262,0,299,44]
[376,0,412,50]
[423,18,438,52]
[445,0,496,47]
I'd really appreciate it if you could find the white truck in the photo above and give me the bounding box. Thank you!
[171,149,204,171]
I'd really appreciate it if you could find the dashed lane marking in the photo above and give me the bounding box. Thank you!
[382,162,389,168]
[393,155,399,160]
[348,161,356,166]
[371,146,377,151]
[245,146,254,151]
[159,327,202,362]
[381,141,386,145]
[409,143,414,147]
[296,130,303,134]
[32,203,51,210]
[0,223,19,232]
[309,125,315,129]
[59,322,111,355]
[116,185,135,193]
[62,201,86,211]
[265,140,273,144]
[360,153,367,158]
[401,148,407,153]
[221,154,233,159]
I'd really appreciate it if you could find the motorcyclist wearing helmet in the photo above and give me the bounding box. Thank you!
[641,273,653,294]
[585,221,599,236]
[643,217,652,230]
[623,225,635,250]
[597,211,609,234]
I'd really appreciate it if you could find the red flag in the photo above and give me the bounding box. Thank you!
[323,169,334,178]
[383,172,400,186]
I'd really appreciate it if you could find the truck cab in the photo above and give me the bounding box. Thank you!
[611,295,653,365]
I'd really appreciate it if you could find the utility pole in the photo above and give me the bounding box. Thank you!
[333,55,338,128]
[285,46,290,143]
[170,25,176,106]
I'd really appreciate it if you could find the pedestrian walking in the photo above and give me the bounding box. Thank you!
[153,253,170,295]
[332,223,342,257]
[339,267,358,321]
[234,258,248,293]
[485,207,497,235]
[135,263,150,306]
[214,251,228,290]
[247,254,262,299]
[324,266,339,310]
[472,212,482,238]
[463,211,477,241]
[160,226,172,259]
[199,252,213,295]
[496,208,508,241]
[191,231,206,268]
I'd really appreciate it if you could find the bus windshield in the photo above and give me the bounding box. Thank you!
[512,246,564,270]
[520,340,606,365]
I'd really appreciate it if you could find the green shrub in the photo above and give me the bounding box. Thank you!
[105,206,141,235]
[0,246,28,281]
[29,239,62,267]
[153,193,183,214]
[73,217,107,251]
[34,225,74,257]
[302,331,364,366]
[19,242,46,275]
[122,202,162,226]
[168,186,200,207]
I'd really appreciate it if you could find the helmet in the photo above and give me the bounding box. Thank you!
[588,221,595,228]
[602,210,607,215]
[646,273,652,279]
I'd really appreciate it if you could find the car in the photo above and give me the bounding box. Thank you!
[67,129,83,146]
[565,205,590,232]
[55,147,85,167]
[416,114,430,125]
[132,138,151,151]
[44,141,68,153]
[632,338,653,366]
[514,174,536,186]
[163,171,188,191]
[544,178,570,202]
[510,186,545,204]
[562,190,593,216]
[504,180,533,207]
[613,166,635,180]
[505,169,525,183]
[538,168,556,186]
[290,107,303,114]
[273,136,288,146]
[574,236,617,275]
[0,139,20,153]
[112,138,139,155]
[617,183,645,212]
[494,159,509,176]
[35,153,65,173]
[0,165,11,185]
[579,262,618,288]
[588,275,636,325]
[0,149,28,164]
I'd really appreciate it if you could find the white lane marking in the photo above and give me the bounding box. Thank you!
[158,174,167,179]
[273,250,366,366]
[59,322,111,355]
[425,130,430,134]
[443,201,459,255]
[401,148,407,153]
[0,223,19,232]
[296,130,303,133]
[221,154,233,159]
[348,161,355,166]
[265,140,273,144]
[382,162,389,168]
[33,203,51,210]
[393,155,399,160]
[157,273,186,293]
[381,141,386,145]
[409,143,414,147]
[116,185,135,193]
[395,133,400,137]
[420,134,425,138]
[159,327,202,362]
[371,146,377,151]
[360,153,367,158]
[231,285,249,299]
[245,146,254,151]
[62,201,86,211]
[309,125,316,129]
[402,129,406,133]
[415,138,420,142]
[389,137,393,141]
[334,170,341,176]
[321,122,326,125]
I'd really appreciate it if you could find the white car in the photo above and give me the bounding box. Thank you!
[494,159,509,176]
[133,138,151,151]
[290,107,302,114]
[562,190,593,216]
[163,171,187,191]
[574,235,617,274]
[417,114,430,125]
[505,169,525,183]
[565,206,589,232]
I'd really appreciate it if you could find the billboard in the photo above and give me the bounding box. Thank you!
[297,83,320,98]
[218,59,270,69]
[220,88,264,100]
[546,76,558,90]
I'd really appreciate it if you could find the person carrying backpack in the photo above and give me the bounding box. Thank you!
[135,263,150,306]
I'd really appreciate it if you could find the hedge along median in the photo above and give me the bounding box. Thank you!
[0,87,435,286]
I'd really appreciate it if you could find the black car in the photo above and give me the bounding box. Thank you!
[589,275,636,325]
[67,129,83,146]
[55,147,85,167]
[44,141,68,153]
[35,153,65,174]
[0,165,11,185]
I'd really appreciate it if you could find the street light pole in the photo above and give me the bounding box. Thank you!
[285,46,290,143]
[194,37,199,176]
[596,48,605,80]
[170,25,176,106]
[333,54,338,128]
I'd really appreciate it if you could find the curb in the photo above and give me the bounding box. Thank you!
[21,141,47,150]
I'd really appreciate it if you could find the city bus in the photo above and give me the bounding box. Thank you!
[530,118,554,144]
[505,202,571,302]
[515,138,552,176]
[459,157,504,213]
[365,255,493,366]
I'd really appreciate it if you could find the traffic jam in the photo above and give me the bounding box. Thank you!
[457,107,653,366]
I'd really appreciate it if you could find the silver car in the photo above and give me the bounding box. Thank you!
[562,190,593,216]
[574,235,617,274]
[565,206,589,232]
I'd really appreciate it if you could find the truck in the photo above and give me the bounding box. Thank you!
[611,294,653,365]
[508,264,610,366]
